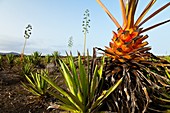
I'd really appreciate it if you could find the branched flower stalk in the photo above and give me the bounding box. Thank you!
[68,36,73,52]
[82,9,90,56]
[21,24,32,61]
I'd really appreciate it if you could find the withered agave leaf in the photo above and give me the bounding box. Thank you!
[99,53,170,112]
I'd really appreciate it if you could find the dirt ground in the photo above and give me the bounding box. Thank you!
[0,69,55,113]
[1,56,170,113]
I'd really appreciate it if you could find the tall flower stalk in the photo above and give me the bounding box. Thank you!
[21,24,32,61]
[82,9,90,56]
[68,36,73,52]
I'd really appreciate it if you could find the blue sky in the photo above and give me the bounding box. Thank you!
[0,0,169,55]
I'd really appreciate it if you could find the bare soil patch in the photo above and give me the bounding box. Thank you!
[0,70,52,113]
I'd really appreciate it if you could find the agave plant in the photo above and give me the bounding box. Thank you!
[164,56,170,62]
[40,50,123,113]
[20,63,33,76]
[6,54,15,66]
[24,55,33,64]
[52,51,60,64]
[22,69,49,97]
[45,54,51,64]
[0,55,2,70]
[96,0,170,112]
[31,51,41,66]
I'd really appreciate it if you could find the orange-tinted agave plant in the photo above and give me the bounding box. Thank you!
[97,0,170,62]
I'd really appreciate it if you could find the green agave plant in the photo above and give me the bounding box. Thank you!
[24,55,33,63]
[22,69,49,97]
[6,54,15,66]
[0,55,2,70]
[20,63,33,76]
[0,55,2,62]
[40,51,123,113]
[164,56,170,62]
[31,51,42,66]
[45,54,51,64]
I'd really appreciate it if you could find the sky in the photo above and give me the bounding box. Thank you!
[0,0,169,56]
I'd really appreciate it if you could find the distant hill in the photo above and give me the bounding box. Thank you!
[0,52,20,56]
